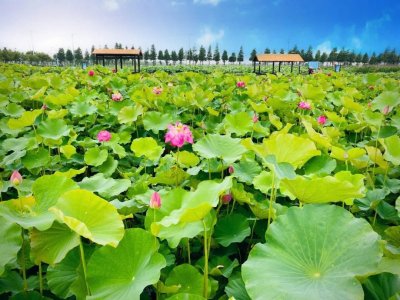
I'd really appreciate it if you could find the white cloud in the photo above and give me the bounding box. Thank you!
[171,1,185,6]
[316,41,332,54]
[103,0,124,11]
[193,0,222,6]
[351,37,362,49]
[196,28,224,46]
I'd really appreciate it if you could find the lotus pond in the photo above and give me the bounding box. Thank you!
[0,63,400,299]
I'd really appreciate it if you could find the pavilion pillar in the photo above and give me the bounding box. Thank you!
[278,62,281,73]
[120,57,123,69]
[115,58,118,71]
[253,61,256,73]
[96,56,98,65]
[272,62,275,73]
[258,62,260,73]
[298,63,301,74]
[133,58,137,73]
[291,62,294,73]
[102,57,105,66]
[138,57,141,72]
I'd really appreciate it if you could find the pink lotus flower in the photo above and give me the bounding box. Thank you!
[298,101,311,110]
[228,165,234,174]
[252,113,259,123]
[153,87,163,95]
[41,104,48,110]
[165,122,194,148]
[97,130,112,142]
[221,193,232,204]
[236,81,246,88]
[10,170,23,186]
[112,69,117,73]
[150,191,161,209]
[112,92,123,102]
[88,70,95,76]
[317,115,327,125]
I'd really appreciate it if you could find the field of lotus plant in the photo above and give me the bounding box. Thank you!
[0,63,399,299]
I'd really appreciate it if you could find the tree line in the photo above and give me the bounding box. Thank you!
[1,42,399,66]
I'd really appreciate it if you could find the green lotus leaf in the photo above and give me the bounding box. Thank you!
[342,95,363,112]
[253,171,275,194]
[208,256,239,278]
[382,135,400,165]
[79,173,131,199]
[69,102,97,116]
[371,91,400,112]
[96,156,118,177]
[193,134,246,164]
[363,110,384,127]
[44,92,74,106]
[330,146,366,161]
[243,132,320,169]
[165,264,204,296]
[242,205,382,300]
[299,83,325,101]
[84,148,108,166]
[303,155,337,176]
[280,171,365,205]
[21,148,50,170]
[2,137,35,152]
[176,150,200,168]
[60,144,76,159]
[108,142,127,158]
[117,105,143,124]
[54,167,87,179]
[10,291,51,300]
[30,221,79,265]
[1,103,25,117]
[148,177,232,247]
[46,109,68,120]
[166,294,206,300]
[249,100,269,113]
[37,119,70,140]
[7,109,42,129]
[49,189,124,247]
[363,272,400,300]
[131,137,164,161]
[151,166,189,186]
[302,120,332,148]
[269,112,283,130]
[143,111,174,133]
[214,213,250,247]
[223,111,253,136]
[232,158,262,184]
[2,150,26,166]
[0,216,22,276]
[225,271,251,300]
[87,228,166,300]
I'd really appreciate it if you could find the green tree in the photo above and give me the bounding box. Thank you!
[186,48,193,64]
[171,50,178,65]
[314,50,321,61]
[192,47,198,64]
[163,49,170,65]
[66,49,74,65]
[229,52,237,64]
[150,44,157,65]
[207,45,212,64]
[280,48,285,54]
[84,50,90,62]
[249,48,257,61]
[90,45,95,63]
[221,50,228,65]
[74,47,83,64]
[320,52,328,63]
[158,50,164,65]
[213,45,220,64]
[289,45,299,54]
[178,48,184,64]
[57,48,66,65]
[369,52,378,64]
[144,50,150,64]
[328,48,338,63]
[264,48,271,54]
[199,46,206,64]
[304,46,313,61]
[238,46,244,64]
[362,53,369,64]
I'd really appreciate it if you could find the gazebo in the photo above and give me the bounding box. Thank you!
[253,54,304,74]
[92,49,143,72]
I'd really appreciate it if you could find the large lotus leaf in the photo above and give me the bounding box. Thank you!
[149,177,232,247]
[253,171,275,194]
[232,158,262,184]
[166,294,205,300]
[49,189,124,247]
[243,133,320,169]
[87,228,166,300]
[382,135,400,165]
[242,205,382,300]
[84,148,108,166]
[117,105,143,124]
[2,150,26,166]
[69,102,97,116]
[193,134,246,164]
[44,93,74,106]
[214,213,250,247]
[165,264,204,296]
[2,137,35,153]
[0,103,25,117]
[10,291,51,300]
[223,111,253,136]
[371,91,400,112]
[330,146,366,161]
[143,111,174,133]
[131,137,164,161]
[0,216,22,275]
[342,95,363,112]
[280,171,365,205]
[302,120,332,148]
[21,148,51,170]
[79,173,131,198]
[225,271,251,300]
[362,272,400,300]
[299,83,325,101]
[37,119,70,140]
[60,144,76,159]
[30,221,79,265]
[176,151,200,168]
[303,155,337,176]
[7,109,42,129]
[365,146,389,169]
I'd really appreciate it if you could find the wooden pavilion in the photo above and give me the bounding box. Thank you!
[92,49,143,72]
[253,54,304,74]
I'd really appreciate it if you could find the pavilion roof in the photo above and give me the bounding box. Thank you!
[92,49,142,56]
[254,54,304,62]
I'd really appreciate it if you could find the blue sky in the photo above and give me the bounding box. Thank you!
[0,0,399,58]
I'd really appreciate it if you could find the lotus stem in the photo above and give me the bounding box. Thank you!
[208,159,211,180]
[21,230,28,292]
[79,238,91,296]
[372,123,382,181]
[39,261,43,295]
[202,220,209,299]
[268,172,276,227]
[187,238,191,264]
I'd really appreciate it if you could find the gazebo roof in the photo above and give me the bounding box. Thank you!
[254,54,304,62]
[92,49,142,56]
